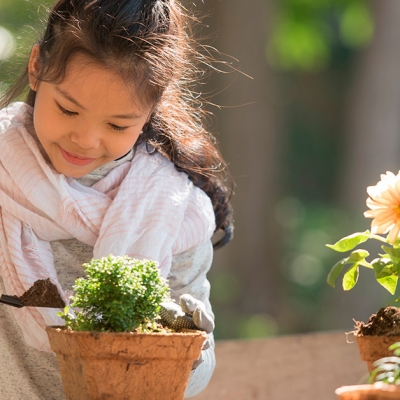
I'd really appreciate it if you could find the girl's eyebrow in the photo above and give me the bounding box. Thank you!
[55,86,86,110]
[55,86,143,119]
[110,112,143,120]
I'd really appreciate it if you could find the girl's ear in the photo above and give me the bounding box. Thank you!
[28,44,41,91]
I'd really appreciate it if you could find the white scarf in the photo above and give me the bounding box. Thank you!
[0,103,215,351]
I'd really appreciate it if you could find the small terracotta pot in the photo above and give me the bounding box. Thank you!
[46,326,207,400]
[355,334,400,372]
[336,383,400,399]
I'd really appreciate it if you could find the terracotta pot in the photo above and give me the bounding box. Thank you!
[355,334,400,372]
[336,383,400,399]
[46,326,207,400]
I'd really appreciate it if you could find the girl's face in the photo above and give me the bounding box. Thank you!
[28,46,152,178]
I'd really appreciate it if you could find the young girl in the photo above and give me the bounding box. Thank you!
[0,0,233,398]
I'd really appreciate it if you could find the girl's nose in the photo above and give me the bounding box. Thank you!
[70,127,101,149]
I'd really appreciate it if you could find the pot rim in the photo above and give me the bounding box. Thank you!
[46,325,207,337]
[336,383,400,394]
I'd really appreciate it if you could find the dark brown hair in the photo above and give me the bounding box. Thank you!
[1,0,233,248]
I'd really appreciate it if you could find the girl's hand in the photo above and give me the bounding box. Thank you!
[159,294,215,370]
[159,294,214,333]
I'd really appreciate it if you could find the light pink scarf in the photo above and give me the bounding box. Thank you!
[0,103,215,351]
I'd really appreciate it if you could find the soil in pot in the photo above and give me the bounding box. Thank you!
[354,306,400,372]
[355,307,400,336]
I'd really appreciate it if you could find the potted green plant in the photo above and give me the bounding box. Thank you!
[327,171,400,371]
[335,342,400,399]
[46,254,207,400]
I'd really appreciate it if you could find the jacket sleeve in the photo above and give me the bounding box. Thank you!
[168,240,215,398]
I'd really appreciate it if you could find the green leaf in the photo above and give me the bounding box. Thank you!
[382,246,400,260]
[348,249,370,262]
[56,306,70,318]
[372,259,391,277]
[327,250,369,288]
[327,258,349,287]
[342,264,359,291]
[372,259,398,294]
[377,275,398,295]
[326,231,371,252]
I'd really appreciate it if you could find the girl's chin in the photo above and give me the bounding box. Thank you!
[52,160,98,178]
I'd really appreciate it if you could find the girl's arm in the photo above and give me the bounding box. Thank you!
[167,240,215,398]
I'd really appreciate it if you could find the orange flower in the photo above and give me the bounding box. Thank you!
[364,171,400,243]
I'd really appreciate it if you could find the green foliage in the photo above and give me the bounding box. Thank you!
[267,0,374,71]
[340,2,374,47]
[327,232,400,295]
[369,342,400,385]
[0,0,52,97]
[60,255,170,332]
[326,231,372,252]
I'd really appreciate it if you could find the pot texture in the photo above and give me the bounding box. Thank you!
[46,326,207,400]
[355,334,400,372]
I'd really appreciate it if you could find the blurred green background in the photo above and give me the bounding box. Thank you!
[1,0,397,341]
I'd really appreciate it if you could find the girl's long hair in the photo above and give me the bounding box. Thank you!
[0,0,233,248]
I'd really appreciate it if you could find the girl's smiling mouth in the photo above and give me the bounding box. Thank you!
[59,147,96,166]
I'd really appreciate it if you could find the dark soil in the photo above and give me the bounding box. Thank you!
[355,306,400,336]
[18,278,65,308]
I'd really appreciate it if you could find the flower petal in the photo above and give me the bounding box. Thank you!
[365,171,400,240]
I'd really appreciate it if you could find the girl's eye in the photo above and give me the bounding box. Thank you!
[58,104,77,117]
[110,124,128,132]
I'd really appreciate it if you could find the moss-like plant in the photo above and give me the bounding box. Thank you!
[60,255,170,332]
